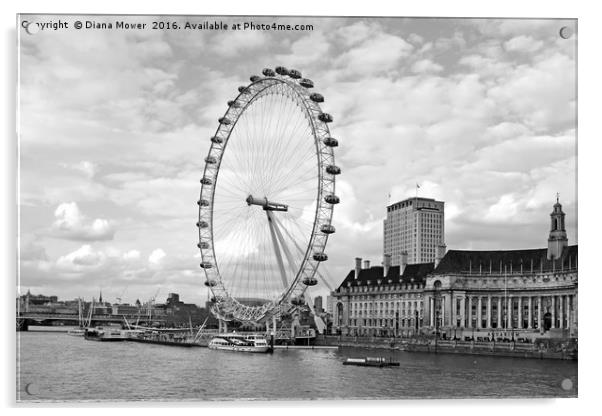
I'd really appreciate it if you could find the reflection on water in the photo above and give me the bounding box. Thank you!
[17,332,577,402]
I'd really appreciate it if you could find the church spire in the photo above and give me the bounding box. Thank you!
[548,194,568,260]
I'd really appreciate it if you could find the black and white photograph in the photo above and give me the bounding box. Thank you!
[12,6,585,406]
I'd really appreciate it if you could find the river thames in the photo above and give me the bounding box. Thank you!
[17,332,577,402]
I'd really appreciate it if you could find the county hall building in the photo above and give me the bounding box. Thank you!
[331,198,577,341]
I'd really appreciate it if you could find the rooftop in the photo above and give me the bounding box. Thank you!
[433,245,578,275]
[337,262,435,290]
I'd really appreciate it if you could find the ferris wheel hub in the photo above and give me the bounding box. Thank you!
[246,194,288,212]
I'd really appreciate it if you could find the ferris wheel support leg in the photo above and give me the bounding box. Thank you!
[270,216,299,276]
[271,216,327,335]
[271,315,277,350]
[274,216,335,292]
[218,319,228,334]
[266,210,289,290]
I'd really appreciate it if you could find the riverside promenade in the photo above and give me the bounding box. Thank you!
[315,335,577,360]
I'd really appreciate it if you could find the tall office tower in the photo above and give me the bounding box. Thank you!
[383,197,445,265]
[314,296,323,314]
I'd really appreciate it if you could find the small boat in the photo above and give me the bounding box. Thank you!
[67,327,85,337]
[84,327,132,342]
[67,298,87,336]
[208,333,271,353]
[343,357,400,367]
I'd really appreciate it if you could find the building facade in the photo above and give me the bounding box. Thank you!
[334,199,577,341]
[331,256,434,337]
[384,197,445,265]
[423,199,577,341]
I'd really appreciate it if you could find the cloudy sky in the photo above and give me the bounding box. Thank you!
[18,16,577,305]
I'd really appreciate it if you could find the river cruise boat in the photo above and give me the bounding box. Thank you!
[208,333,271,353]
[84,327,140,342]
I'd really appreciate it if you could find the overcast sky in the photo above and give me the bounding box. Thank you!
[18,16,577,305]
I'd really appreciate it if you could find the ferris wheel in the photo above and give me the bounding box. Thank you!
[196,66,340,324]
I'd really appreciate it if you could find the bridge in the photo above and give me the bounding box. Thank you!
[16,312,167,331]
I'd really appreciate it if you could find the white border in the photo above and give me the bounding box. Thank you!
[4,1,599,415]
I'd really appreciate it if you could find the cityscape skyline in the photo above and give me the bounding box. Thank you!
[18,16,576,304]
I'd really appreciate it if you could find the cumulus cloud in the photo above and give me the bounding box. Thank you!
[148,248,166,265]
[334,32,413,76]
[504,35,544,54]
[60,161,97,178]
[411,59,444,74]
[123,250,141,260]
[56,245,105,269]
[50,202,115,241]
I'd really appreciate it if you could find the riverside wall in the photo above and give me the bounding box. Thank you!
[315,335,577,360]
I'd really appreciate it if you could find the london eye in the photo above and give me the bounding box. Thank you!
[196,66,340,325]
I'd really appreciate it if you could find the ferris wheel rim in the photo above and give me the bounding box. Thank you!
[197,70,338,323]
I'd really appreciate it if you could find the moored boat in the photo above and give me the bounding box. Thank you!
[84,327,134,342]
[343,357,400,367]
[67,327,85,336]
[128,330,198,347]
[208,333,271,353]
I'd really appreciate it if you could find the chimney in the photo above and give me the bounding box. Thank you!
[383,254,392,277]
[435,244,447,268]
[363,259,371,269]
[355,257,362,279]
[400,251,408,274]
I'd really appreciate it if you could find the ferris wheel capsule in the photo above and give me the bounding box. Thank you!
[200,177,213,186]
[227,100,242,108]
[211,136,223,144]
[300,79,314,88]
[200,262,213,269]
[205,156,217,164]
[197,241,210,249]
[324,194,340,204]
[262,68,276,77]
[196,221,209,228]
[275,66,289,76]
[326,165,341,175]
[313,252,328,262]
[320,224,336,234]
[219,117,232,125]
[204,279,217,287]
[238,86,249,93]
[323,137,338,147]
[318,113,333,123]
[302,276,318,286]
[291,296,305,306]
[197,199,210,207]
[288,69,302,79]
[310,93,323,102]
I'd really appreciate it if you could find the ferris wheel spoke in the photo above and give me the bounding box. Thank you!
[268,147,316,194]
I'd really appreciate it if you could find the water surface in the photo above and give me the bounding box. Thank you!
[17,332,577,402]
